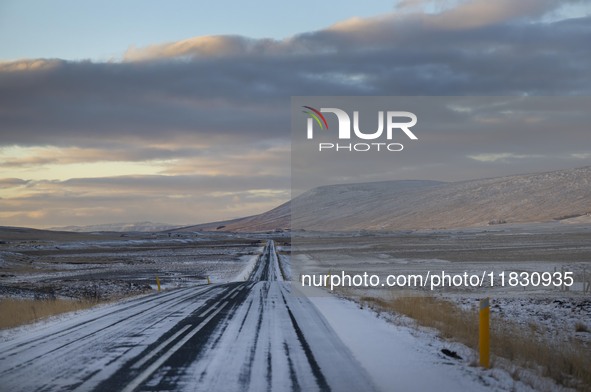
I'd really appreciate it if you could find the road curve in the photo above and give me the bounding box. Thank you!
[0,241,376,392]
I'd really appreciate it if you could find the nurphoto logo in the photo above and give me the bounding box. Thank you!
[303,106,418,152]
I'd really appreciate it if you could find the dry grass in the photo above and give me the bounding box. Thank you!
[360,295,591,391]
[0,298,100,330]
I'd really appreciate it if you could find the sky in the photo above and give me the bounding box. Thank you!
[0,0,590,229]
[0,0,402,61]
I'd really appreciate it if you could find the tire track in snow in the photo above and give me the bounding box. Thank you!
[1,284,215,358]
[0,240,377,392]
[280,290,331,392]
[0,285,221,371]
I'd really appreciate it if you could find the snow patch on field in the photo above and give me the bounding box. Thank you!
[232,252,260,282]
[278,254,292,280]
[452,296,591,347]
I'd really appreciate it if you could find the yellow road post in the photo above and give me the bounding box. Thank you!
[479,297,490,368]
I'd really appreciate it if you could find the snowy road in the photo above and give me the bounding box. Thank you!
[0,241,375,391]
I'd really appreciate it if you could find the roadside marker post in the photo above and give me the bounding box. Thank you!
[207,276,211,285]
[156,276,161,292]
[479,297,490,368]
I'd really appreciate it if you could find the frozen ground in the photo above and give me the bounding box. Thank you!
[452,296,591,348]
[288,224,591,353]
[308,291,547,392]
[289,222,591,389]
[0,241,375,391]
[0,240,546,392]
[289,222,591,297]
[0,230,265,300]
[1,224,589,390]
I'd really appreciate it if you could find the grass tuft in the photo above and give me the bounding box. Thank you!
[0,298,99,330]
[360,295,590,390]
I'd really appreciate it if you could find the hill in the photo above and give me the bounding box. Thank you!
[50,221,180,233]
[176,166,591,232]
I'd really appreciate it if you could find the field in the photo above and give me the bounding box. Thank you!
[2,223,591,390]
[290,222,591,390]
[0,229,280,327]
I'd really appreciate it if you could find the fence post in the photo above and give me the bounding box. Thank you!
[479,297,490,368]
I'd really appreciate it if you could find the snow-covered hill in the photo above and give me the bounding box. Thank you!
[179,166,591,232]
[51,221,181,233]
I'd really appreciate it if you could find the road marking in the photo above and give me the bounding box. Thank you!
[130,324,192,370]
[220,285,242,301]
[122,301,229,392]
[198,302,219,318]
[0,285,214,361]
[230,291,239,299]
[198,285,241,318]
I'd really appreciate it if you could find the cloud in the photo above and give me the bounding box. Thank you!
[425,0,560,29]
[0,178,30,188]
[123,35,301,61]
[291,96,591,192]
[124,35,252,61]
[0,59,63,72]
[1,3,589,147]
[0,0,589,227]
[467,153,545,163]
[0,145,205,170]
[0,173,290,227]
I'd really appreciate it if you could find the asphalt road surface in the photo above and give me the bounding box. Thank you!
[0,241,376,391]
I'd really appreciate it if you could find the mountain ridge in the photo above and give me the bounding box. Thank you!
[175,166,591,232]
[50,221,181,233]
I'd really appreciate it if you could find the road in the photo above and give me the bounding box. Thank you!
[0,241,376,391]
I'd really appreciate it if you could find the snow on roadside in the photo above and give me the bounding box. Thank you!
[0,292,152,343]
[232,252,261,282]
[278,254,291,280]
[307,290,540,392]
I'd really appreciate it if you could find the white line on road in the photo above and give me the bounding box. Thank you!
[198,285,241,318]
[198,303,219,318]
[122,301,229,392]
[130,324,192,370]
[220,285,243,301]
